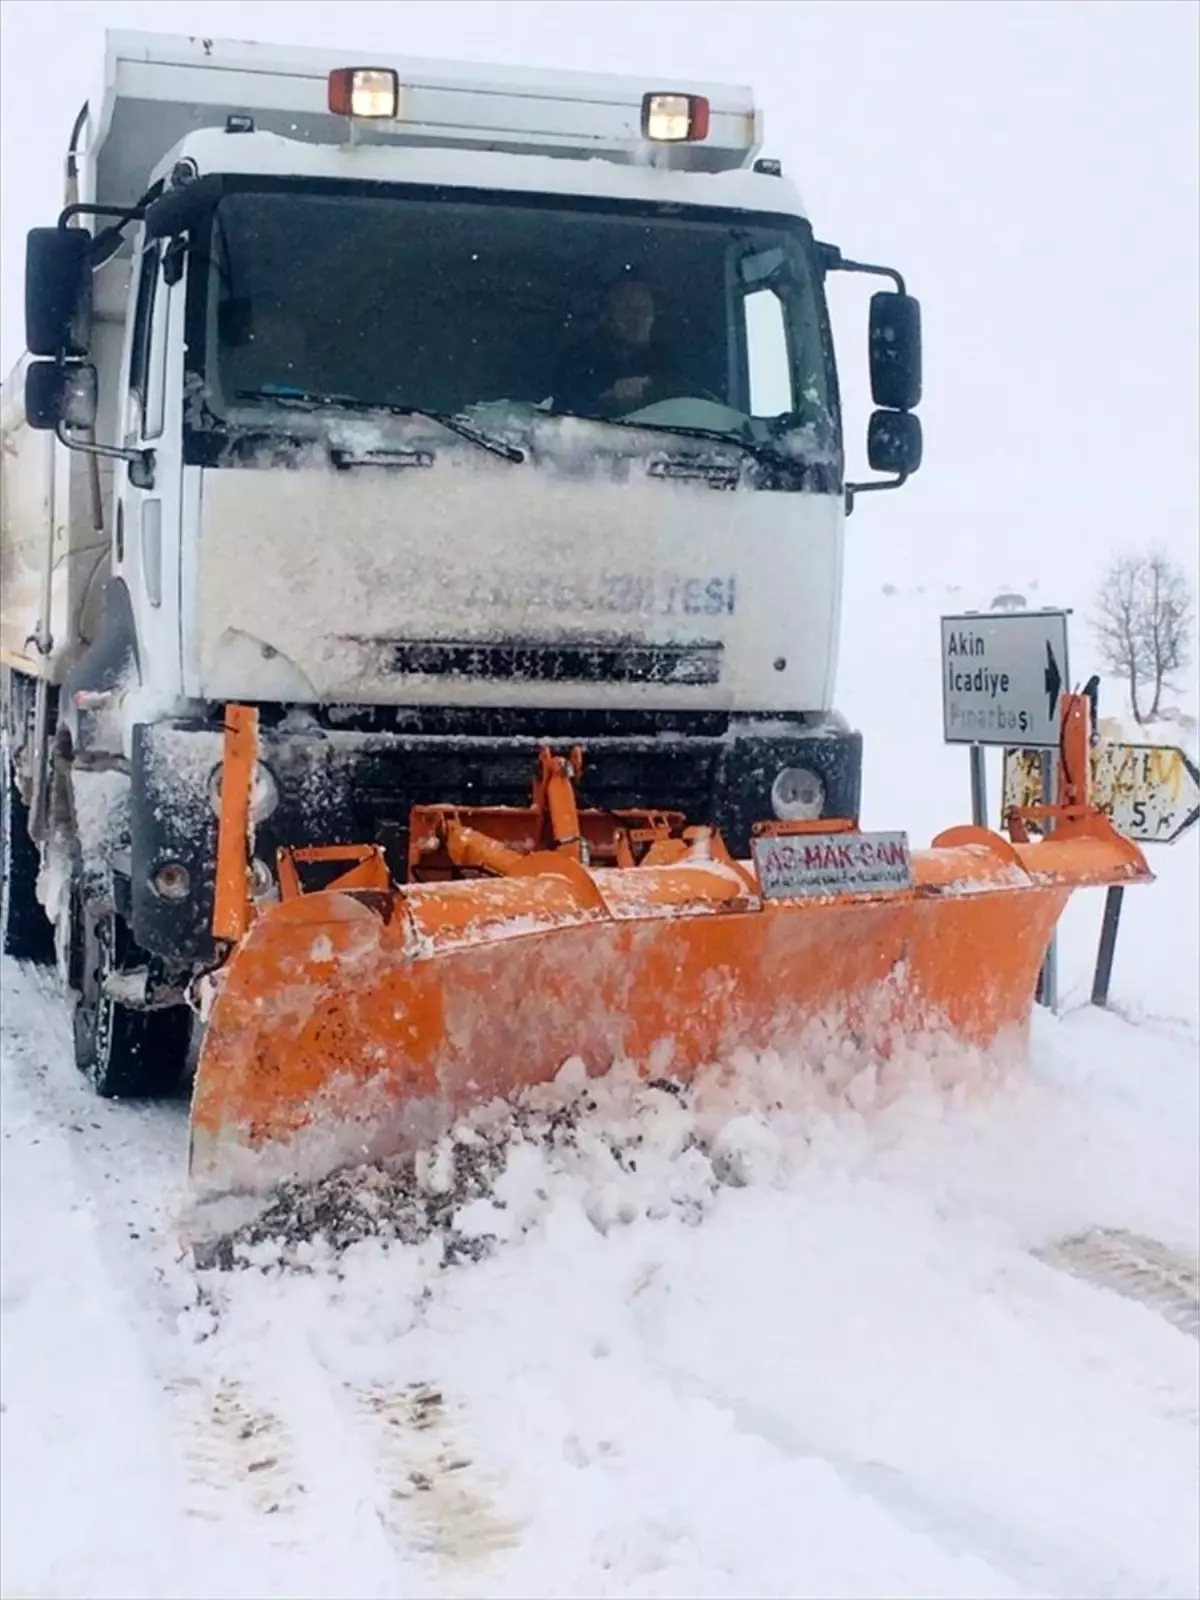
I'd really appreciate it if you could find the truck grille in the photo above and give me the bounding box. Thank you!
[385,639,722,687]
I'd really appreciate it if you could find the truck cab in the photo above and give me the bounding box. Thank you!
[2,32,921,1094]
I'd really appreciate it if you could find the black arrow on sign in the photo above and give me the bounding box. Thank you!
[1044,641,1062,721]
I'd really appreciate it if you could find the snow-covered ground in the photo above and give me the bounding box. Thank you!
[3,581,1197,1600]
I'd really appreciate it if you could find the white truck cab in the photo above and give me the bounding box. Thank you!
[1,32,922,1095]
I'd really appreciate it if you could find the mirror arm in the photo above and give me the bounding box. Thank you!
[56,203,147,275]
[816,242,906,296]
[844,471,909,515]
[54,420,152,475]
[58,202,145,233]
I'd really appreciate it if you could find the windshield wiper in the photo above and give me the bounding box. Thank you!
[234,389,526,463]
[382,405,525,464]
[546,412,814,475]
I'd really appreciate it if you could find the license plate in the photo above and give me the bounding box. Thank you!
[751,829,913,901]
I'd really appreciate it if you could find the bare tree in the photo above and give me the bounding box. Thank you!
[1092,550,1194,723]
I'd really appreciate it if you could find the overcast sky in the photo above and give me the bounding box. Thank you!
[1,0,1196,606]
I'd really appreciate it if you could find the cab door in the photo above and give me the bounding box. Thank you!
[114,235,185,698]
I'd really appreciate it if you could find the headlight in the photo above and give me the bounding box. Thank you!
[208,760,280,823]
[770,765,825,821]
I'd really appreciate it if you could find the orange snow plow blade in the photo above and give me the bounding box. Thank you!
[189,701,1152,1198]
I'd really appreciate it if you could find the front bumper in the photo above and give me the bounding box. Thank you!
[130,713,862,964]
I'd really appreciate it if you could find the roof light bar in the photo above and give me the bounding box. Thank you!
[641,92,711,143]
[328,67,400,120]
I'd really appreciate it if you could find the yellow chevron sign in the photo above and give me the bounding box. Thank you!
[1002,742,1200,844]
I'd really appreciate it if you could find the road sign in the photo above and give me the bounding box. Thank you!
[751,830,913,900]
[941,610,1070,748]
[1002,741,1200,844]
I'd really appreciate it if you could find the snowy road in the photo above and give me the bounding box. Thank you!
[3,944,1197,1600]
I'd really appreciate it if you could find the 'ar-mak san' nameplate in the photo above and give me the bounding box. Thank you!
[941,610,1070,749]
[751,829,913,900]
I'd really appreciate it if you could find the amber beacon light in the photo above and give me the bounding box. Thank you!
[328,67,400,119]
[641,92,710,142]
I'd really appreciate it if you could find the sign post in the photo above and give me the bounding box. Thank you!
[969,745,987,828]
[1090,887,1125,1008]
[940,610,1070,1011]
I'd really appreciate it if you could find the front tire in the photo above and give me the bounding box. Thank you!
[1,744,55,964]
[70,882,191,1099]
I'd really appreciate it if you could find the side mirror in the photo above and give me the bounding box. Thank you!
[24,361,98,432]
[867,408,923,476]
[869,291,922,412]
[26,228,93,358]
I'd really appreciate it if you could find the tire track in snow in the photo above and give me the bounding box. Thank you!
[3,957,515,1592]
[179,1305,526,1590]
[2,960,336,1587]
[164,1372,309,1524]
[1034,1229,1199,1340]
[341,1379,522,1569]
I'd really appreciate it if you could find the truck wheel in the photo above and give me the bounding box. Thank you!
[1,746,55,964]
[71,889,191,1099]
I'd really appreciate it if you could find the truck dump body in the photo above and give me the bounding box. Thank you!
[0,363,116,685]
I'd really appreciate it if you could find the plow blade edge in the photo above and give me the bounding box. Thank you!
[188,819,1149,1198]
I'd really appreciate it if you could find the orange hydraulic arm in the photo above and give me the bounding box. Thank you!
[1006,691,1098,842]
[211,702,258,944]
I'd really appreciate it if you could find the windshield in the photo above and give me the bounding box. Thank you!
[185,181,840,472]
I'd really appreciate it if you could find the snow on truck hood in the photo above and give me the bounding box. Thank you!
[188,452,843,712]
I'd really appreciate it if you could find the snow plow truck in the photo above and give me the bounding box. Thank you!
[1,32,1151,1198]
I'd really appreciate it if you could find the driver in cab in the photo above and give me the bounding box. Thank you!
[553,277,670,419]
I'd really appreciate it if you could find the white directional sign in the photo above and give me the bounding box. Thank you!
[941,611,1070,748]
[1003,741,1200,844]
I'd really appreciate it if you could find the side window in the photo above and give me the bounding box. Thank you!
[744,287,794,418]
[144,257,170,443]
[127,244,158,436]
